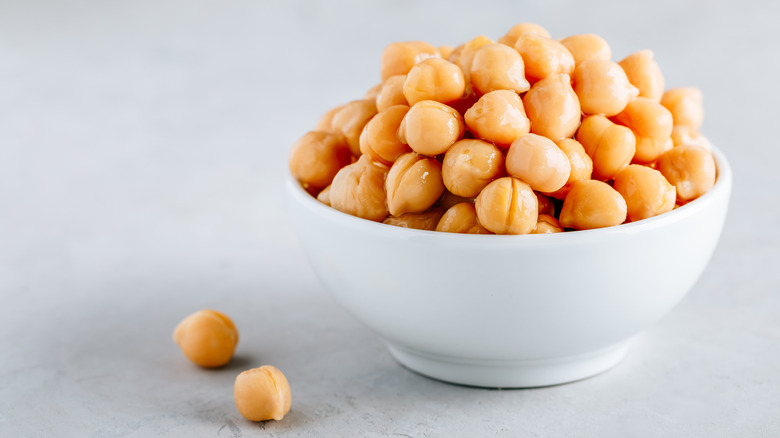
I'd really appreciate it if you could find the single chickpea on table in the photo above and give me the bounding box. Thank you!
[289,22,718,234]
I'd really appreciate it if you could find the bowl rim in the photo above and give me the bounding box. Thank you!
[288,147,732,242]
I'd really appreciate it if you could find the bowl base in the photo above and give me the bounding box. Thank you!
[386,341,631,388]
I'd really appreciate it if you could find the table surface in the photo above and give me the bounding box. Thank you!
[2,1,779,436]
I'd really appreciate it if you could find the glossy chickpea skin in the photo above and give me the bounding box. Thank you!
[573,59,639,117]
[576,115,636,180]
[173,310,238,368]
[560,34,612,66]
[506,134,572,193]
[464,90,530,147]
[619,50,665,102]
[497,22,551,48]
[289,131,353,190]
[657,145,716,203]
[450,35,494,86]
[403,58,466,106]
[436,202,491,234]
[442,139,505,198]
[559,180,627,230]
[399,101,464,156]
[532,214,563,234]
[234,366,291,422]
[380,41,440,81]
[359,105,411,165]
[383,208,445,231]
[514,33,575,83]
[331,100,378,156]
[329,155,389,221]
[536,192,556,216]
[671,125,712,150]
[376,75,409,112]
[523,74,581,141]
[548,138,593,199]
[475,177,538,234]
[613,97,673,164]
[661,87,704,129]
[470,43,530,94]
[316,185,331,205]
[386,152,445,216]
[613,165,676,222]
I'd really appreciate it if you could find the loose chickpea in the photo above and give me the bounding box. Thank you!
[316,185,331,205]
[383,208,445,231]
[364,82,383,100]
[612,97,673,164]
[613,164,676,222]
[376,75,409,112]
[470,43,530,95]
[173,309,238,368]
[386,152,445,216]
[315,104,345,132]
[671,125,712,151]
[576,115,636,180]
[436,202,491,234]
[289,131,353,190]
[329,155,389,221]
[505,133,571,193]
[450,35,494,85]
[548,138,593,199]
[532,214,563,234]
[399,100,465,156]
[234,366,291,422]
[497,22,551,47]
[475,177,538,235]
[437,190,473,211]
[403,58,466,106]
[359,105,411,165]
[536,192,557,216]
[559,180,627,230]
[442,139,505,198]
[619,50,665,102]
[331,99,378,156]
[573,59,639,117]
[523,74,581,141]
[464,90,530,147]
[560,34,612,66]
[380,41,440,81]
[661,87,704,129]
[657,145,716,203]
[438,45,454,59]
[514,33,575,83]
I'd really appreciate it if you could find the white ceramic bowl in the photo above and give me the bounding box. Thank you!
[288,148,732,388]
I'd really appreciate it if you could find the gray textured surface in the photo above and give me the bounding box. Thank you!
[1,0,778,436]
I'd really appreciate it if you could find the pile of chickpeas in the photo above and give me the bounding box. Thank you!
[289,23,717,234]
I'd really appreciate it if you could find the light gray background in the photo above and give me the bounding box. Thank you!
[1,0,778,436]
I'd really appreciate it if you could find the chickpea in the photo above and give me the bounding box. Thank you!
[438,45,454,59]
[559,180,627,230]
[173,309,238,368]
[315,104,345,132]
[505,133,571,193]
[383,208,445,231]
[497,22,551,47]
[532,214,563,234]
[661,87,704,129]
[331,99,378,156]
[671,125,712,151]
[576,115,636,180]
[436,202,491,234]
[470,43,530,95]
[523,73,581,141]
[386,152,445,216]
[376,75,409,112]
[612,97,673,164]
[613,165,676,222]
[619,50,665,102]
[437,190,474,211]
[316,185,331,205]
[450,35,494,85]
[560,34,611,66]
[403,58,466,106]
[399,100,465,156]
[475,177,538,235]
[380,41,440,81]
[289,131,353,190]
[514,33,575,83]
[329,154,389,222]
[442,139,505,198]
[364,82,383,100]
[657,145,716,203]
[536,192,557,216]
[464,90,530,147]
[548,138,593,199]
[234,366,291,422]
[359,105,411,165]
[573,59,639,117]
